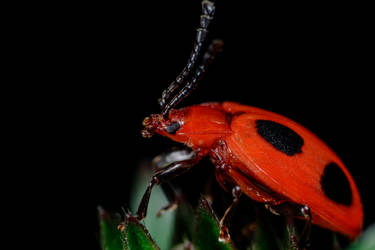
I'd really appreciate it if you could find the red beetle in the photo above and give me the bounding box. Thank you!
[135,0,363,244]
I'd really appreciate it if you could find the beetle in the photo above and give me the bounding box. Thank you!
[134,0,363,245]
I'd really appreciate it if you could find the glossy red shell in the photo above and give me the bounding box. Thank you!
[150,101,363,238]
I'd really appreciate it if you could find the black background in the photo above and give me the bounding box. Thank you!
[20,0,374,249]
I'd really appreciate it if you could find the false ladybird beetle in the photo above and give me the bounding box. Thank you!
[135,0,363,244]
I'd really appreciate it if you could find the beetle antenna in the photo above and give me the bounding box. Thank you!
[158,0,216,110]
[161,39,223,117]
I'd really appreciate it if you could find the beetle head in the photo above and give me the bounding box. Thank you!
[141,108,188,143]
[142,104,227,149]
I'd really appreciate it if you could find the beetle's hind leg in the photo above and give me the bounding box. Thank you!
[136,149,202,220]
[265,202,312,250]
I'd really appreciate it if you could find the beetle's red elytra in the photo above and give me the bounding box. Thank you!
[142,102,363,239]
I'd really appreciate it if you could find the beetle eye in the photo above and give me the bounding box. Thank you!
[166,122,180,134]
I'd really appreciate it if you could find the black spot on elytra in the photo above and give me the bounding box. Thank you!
[255,120,304,156]
[321,162,352,205]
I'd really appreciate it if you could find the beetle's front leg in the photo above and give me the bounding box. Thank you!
[153,149,195,217]
[136,151,202,220]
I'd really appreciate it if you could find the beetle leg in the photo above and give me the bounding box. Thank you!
[152,148,195,216]
[265,202,311,250]
[152,148,195,169]
[136,152,202,220]
[298,205,312,250]
[155,183,179,217]
[218,186,242,243]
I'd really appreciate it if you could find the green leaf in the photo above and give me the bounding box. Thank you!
[346,223,375,250]
[194,196,235,250]
[98,206,125,250]
[123,214,160,250]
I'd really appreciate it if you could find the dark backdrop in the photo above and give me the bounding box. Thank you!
[27,1,373,249]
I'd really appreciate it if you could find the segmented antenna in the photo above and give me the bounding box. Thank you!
[161,39,223,117]
[158,0,216,111]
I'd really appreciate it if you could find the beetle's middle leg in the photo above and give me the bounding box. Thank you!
[218,185,242,243]
[136,149,202,220]
[210,140,244,242]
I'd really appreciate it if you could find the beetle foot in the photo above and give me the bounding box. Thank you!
[156,201,178,217]
[117,212,142,231]
[218,224,231,243]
